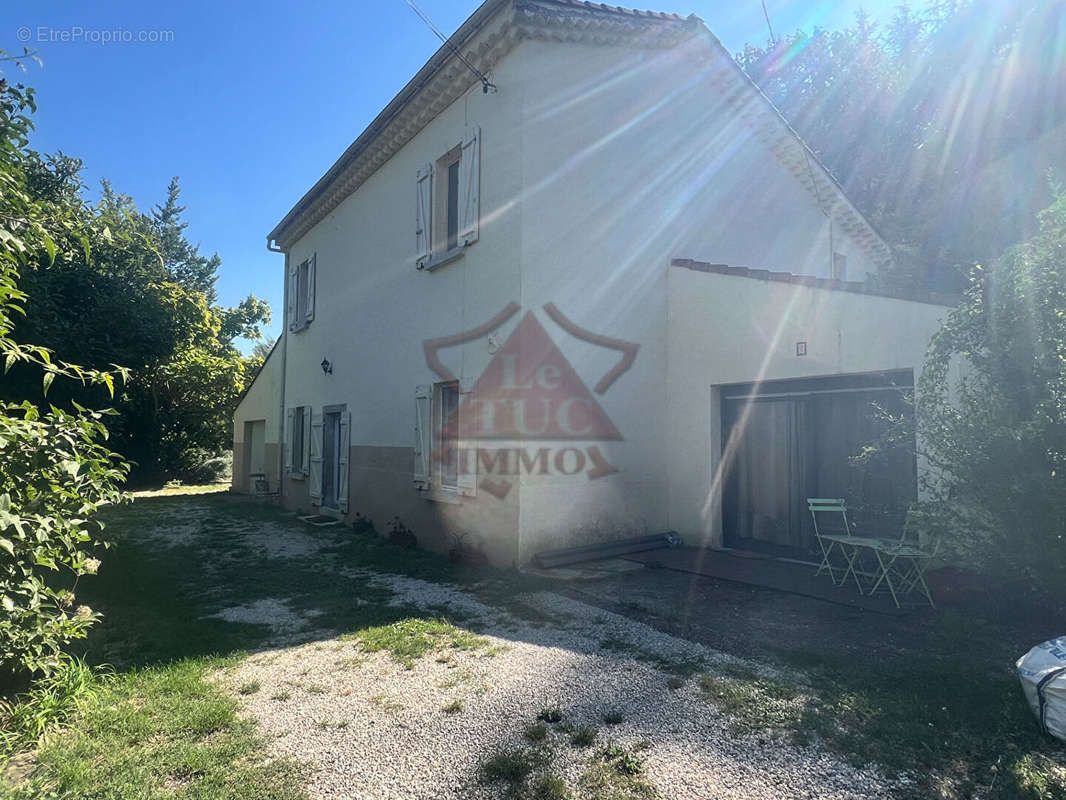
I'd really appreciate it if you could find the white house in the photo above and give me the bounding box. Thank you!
[232,0,954,567]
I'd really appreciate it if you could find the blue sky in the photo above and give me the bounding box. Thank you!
[2,0,904,347]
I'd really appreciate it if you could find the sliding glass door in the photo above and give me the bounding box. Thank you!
[721,372,916,558]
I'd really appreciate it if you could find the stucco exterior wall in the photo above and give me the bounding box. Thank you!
[275,45,528,563]
[232,341,283,493]
[247,29,931,566]
[509,35,882,560]
[665,265,949,547]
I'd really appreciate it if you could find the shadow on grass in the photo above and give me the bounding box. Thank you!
[13,490,1064,800]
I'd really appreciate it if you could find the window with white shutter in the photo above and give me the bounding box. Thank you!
[416,126,480,271]
[415,165,433,268]
[288,406,309,475]
[458,126,480,247]
[288,256,316,331]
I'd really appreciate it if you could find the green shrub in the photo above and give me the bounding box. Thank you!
[0,401,129,675]
[0,79,130,678]
[914,187,1066,597]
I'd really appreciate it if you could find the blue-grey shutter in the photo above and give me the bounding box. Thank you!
[305,254,316,323]
[458,127,480,246]
[416,165,433,267]
[337,411,350,513]
[309,411,323,501]
[414,385,431,489]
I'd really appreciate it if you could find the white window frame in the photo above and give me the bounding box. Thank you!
[416,126,479,272]
[413,379,476,500]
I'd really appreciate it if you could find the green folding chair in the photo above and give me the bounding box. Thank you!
[863,509,939,608]
[808,498,865,592]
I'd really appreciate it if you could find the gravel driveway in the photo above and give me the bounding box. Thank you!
[198,515,904,800]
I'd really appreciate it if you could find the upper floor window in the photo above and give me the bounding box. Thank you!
[416,126,480,270]
[288,254,316,332]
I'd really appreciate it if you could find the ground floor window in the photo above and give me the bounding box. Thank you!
[288,406,308,475]
[721,371,916,558]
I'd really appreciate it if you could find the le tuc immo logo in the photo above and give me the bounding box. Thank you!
[422,302,639,500]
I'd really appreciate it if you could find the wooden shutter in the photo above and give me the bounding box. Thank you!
[337,411,350,513]
[302,406,312,476]
[458,126,480,246]
[285,408,295,472]
[457,376,477,496]
[415,164,433,267]
[287,261,298,330]
[309,411,323,501]
[305,254,316,323]
[413,384,431,489]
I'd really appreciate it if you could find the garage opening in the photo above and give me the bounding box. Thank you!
[721,370,917,560]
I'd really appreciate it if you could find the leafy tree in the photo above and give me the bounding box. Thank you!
[916,184,1066,597]
[0,72,129,677]
[738,1,1066,290]
[0,91,270,483]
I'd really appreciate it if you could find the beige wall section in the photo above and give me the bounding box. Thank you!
[276,46,527,563]
[665,266,950,548]
[510,35,881,559]
[257,30,914,565]
[232,341,283,493]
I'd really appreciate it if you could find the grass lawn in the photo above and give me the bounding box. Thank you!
[2,487,1065,799]
[0,488,534,800]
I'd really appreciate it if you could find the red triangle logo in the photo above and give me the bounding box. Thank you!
[446,312,622,440]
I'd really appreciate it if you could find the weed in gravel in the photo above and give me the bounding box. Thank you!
[666,675,686,691]
[305,684,326,694]
[334,656,365,670]
[579,759,658,799]
[569,725,598,747]
[597,743,644,776]
[271,690,292,701]
[237,681,261,695]
[480,748,535,784]
[537,707,564,724]
[314,719,349,730]
[602,709,625,725]
[530,772,570,799]
[347,617,489,669]
[368,693,405,713]
[442,699,463,714]
[524,722,549,742]
[696,668,800,735]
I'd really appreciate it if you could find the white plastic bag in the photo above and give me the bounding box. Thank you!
[1017,637,1066,741]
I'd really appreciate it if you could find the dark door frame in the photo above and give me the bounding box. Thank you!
[720,370,916,558]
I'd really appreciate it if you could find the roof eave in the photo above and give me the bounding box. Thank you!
[266,0,511,248]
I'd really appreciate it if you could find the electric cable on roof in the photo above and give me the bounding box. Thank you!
[405,0,498,93]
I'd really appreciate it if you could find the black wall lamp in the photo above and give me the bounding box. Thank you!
[320,358,333,375]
